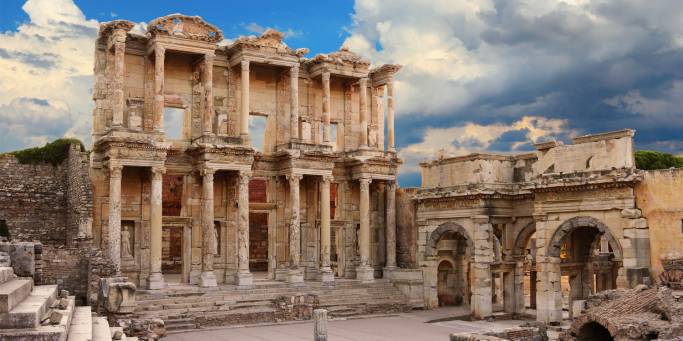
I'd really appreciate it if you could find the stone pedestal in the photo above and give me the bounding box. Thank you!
[235,271,253,287]
[287,268,304,285]
[356,266,374,282]
[147,272,165,290]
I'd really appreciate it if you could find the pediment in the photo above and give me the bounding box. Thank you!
[147,14,223,43]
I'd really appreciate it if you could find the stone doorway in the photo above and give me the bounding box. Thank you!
[249,212,268,272]
[162,225,183,282]
[437,260,458,306]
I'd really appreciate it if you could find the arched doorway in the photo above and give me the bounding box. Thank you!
[547,217,622,319]
[426,222,473,307]
[513,222,537,311]
[577,321,613,341]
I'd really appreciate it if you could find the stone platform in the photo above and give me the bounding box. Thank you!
[134,278,411,332]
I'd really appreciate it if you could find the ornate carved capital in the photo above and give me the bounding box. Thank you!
[286,174,303,185]
[109,164,123,178]
[154,46,165,58]
[201,167,216,180]
[238,170,252,186]
[321,71,330,82]
[241,60,250,71]
[290,65,299,77]
[321,175,333,185]
[151,166,166,180]
[359,77,368,88]
[359,177,372,189]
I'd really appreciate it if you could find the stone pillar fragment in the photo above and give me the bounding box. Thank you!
[108,164,123,274]
[287,174,304,284]
[153,47,165,133]
[322,72,331,143]
[313,309,328,341]
[148,166,165,289]
[356,178,373,281]
[536,256,562,324]
[200,168,217,287]
[235,171,253,286]
[319,176,334,282]
[384,180,397,273]
[290,65,299,140]
[471,215,493,319]
[111,29,127,128]
[387,77,395,151]
[202,53,214,135]
[240,60,250,143]
[359,78,369,148]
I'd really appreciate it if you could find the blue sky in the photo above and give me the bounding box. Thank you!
[1,0,683,187]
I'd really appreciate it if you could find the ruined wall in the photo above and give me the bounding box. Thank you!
[41,245,88,304]
[65,144,93,245]
[396,188,417,267]
[635,168,683,277]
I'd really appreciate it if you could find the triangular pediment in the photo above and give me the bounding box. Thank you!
[147,14,223,43]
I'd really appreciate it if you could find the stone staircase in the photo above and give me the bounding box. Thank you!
[135,278,411,331]
[0,266,133,341]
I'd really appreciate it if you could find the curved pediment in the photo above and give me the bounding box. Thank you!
[147,14,223,43]
[230,29,308,57]
[309,46,370,67]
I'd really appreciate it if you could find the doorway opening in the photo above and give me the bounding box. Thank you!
[162,225,183,283]
[249,212,268,272]
[437,260,458,306]
[577,321,613,341]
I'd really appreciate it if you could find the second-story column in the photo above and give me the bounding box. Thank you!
[200,168,217,287]
[384,180,397,274]
[356,177,374,281]
[319,176,334,282]
[290,65,299,140]
[387,77,395,151]
[287,174,304,284]
[153,46,165,133]
[202,53,214,135]
[235,170,253,286]
[359,78,369,149]
[108,164,123,274]
[322,71,331,143]
[111,29,127,128]
[148,166,165,289]
[240,60,250,143]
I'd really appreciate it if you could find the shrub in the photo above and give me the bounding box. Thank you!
[635,150,683,170]
[11,138,85,166]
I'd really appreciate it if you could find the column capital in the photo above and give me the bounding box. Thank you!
[151,166,166,180]
[238,170,252,185]
[201,167,216,177]
[359,177,372,187]
[154,45,165,56]
[386,180,397,190]
[109,163,123,178]
[359,77,368,87]
[286,174,303,183]
[204,52,215,60]
[321,175,333,184]
[290,65,299,74]
[321,71,330,81]
[241,59,250,69]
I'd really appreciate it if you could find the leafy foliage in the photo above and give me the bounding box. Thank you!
[635,150,683,170]
[10,138,85,166]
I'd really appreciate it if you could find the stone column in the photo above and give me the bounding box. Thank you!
[235,170,253,286]
[287,174,304,284]
[148,166,165,289]
[319,176,334,282]
[313,309,328,341]
[387,77,395,151]
[290,65,299,140]
[202,53,214,135]
[536,256,562,324]
[322,71,331,143]
[111,29,127,128]
[108,164,123,273]
[359,78,369,149]
[240,60,250,143]
[200,168,217,287]
[471,215,493,319]
[153,46,165,133]
[356,178,374,281]
[384,180,397,275]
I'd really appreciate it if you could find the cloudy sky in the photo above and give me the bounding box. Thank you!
[1,0,682,186]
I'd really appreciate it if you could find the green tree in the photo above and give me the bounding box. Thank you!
[635,150,683,170]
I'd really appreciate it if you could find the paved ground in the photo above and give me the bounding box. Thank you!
[166,307,552,341]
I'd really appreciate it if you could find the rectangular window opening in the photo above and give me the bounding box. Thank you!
[163,107,185,140]
[249,114,267,152]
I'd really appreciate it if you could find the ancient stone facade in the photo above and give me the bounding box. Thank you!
[90,14,401,289]
[412,130,657,323]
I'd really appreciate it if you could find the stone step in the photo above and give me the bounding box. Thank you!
[92,316,111,341]
[67,306,93,341]
[0,284,57,329]
[0,278,33,313]
[0,267,15,285]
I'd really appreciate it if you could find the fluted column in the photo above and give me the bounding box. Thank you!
[387,77,395,151]
[108,164,123,274]
[290,65,299,140]
[287,174,304,284]
[235,170,253,286]
[384,180,397,272]
[200,168,217,287]
[322,71,331,143]
[111,29,127,128]
[356,177,374,281]
[319,176,334,282]
[202,53,214,135]
[153,46,165,133]
[148,166,165,289]
[359,78,369,149]
[240,60,250,143]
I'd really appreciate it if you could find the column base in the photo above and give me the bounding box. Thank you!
[287,268,304,285]
[356,266,374,282]
[189,269,201,285]
[383,266,397,279]
[199,271,218,287]
[240,133,251,146]
[147,272,165,290]
[319,267,335,282]
[275,267,289,281]
[234,271,253,287]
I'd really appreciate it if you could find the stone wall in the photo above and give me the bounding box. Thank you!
[635,168,683,277]
[396,188,417,268]
[41,245,88,304]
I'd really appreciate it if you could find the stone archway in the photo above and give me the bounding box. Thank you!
[512,222,537,311]
[425,222,473,257]
[513,222,536,257]
[546,216,622,261]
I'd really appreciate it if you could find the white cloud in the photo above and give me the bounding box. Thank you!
[0,0,98,151]
[604,81,683,117]
[242,22,302,38]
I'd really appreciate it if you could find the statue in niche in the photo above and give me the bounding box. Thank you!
[121,225,133,258]
[212,222,220,255]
